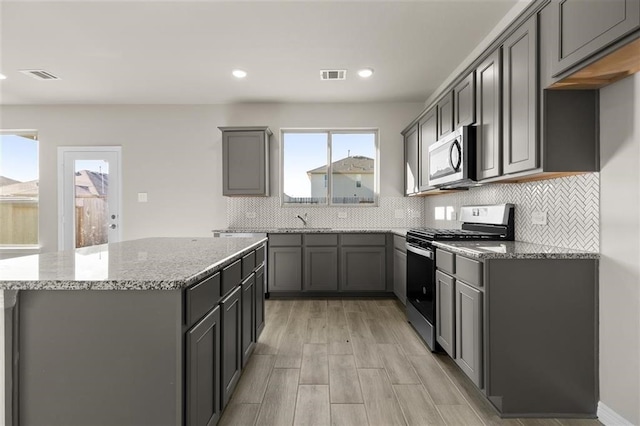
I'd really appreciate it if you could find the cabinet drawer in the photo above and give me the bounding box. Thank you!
[393,235,406,252]
[456,255,483,287]
[186,272,220,328]
[255,245,266,266]
[269,234,302,246]
[436,249,455,275]
[305,234,338,246]
[222,259,242,297]
[242,251,256,278]
[341,233,386,246]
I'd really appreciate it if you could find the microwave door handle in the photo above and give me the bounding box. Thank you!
[449,139,461,171]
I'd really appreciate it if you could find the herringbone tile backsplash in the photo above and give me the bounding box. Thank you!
[423,173,600,252]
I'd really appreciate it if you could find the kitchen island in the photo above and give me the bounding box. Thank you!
[0,237,267,426]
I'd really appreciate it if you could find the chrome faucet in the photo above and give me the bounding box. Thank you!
[296,213,308,227]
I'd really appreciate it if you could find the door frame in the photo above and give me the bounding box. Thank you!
[57,146,122,250]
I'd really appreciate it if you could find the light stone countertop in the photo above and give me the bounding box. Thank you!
[432,240,599,260]
[213,228,409,237]
[0,237,267,290]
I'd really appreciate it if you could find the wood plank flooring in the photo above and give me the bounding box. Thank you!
[220,299,601,426]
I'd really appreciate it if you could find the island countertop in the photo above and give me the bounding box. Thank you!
[0,236,267,290]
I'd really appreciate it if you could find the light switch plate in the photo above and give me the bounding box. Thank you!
[338,211,348,219]
[446,206,456,221]
[435,207,445,220]
[532,211,547,225]
[137,192,148,203]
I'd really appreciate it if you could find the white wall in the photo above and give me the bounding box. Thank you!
[599,73,640,425]
[0,102,422,253]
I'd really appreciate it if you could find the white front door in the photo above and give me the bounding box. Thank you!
[58,147,122,250]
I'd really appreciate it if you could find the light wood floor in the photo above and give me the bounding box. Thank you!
[219,299,601,426]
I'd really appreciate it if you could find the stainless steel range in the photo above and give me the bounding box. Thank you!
[405,204,514,351]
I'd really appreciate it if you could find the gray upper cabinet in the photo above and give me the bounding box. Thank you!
[437,92,454,139]
[475,48,503,181]
[305,247,339,291]
[403,124,419,195]
[550,0,640,77]
[418,108,437,192]
[503,16,538,175]
[219,126,271,196]
[436,270,455,358]
[455,280,483,388]
[454,71,476,127]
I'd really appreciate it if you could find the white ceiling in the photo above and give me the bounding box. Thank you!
[0,0,520,105]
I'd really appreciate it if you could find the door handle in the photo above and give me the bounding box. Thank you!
[109,224,117,229]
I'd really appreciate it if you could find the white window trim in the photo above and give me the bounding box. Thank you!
[280,128,379,207]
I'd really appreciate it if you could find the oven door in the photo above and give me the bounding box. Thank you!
[406,243,435,324]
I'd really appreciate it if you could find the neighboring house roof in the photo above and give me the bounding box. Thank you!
[0,180,38,197]
[0,176,20,187]
[307,156,374,175]
[74,170,109,197]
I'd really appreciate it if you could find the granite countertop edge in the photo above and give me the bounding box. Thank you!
[214,228,409,236]
[432,241,600,260]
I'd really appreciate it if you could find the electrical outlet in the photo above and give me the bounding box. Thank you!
[532,211,547,225]
[446,206,456,221]
[245,212,257,219]
[337,211,348,219]
[435,207,445,220]
[137,192,148,203]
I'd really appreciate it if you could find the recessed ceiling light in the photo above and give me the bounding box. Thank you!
[0,73,7,80]
[358,68,374,78]
[232,69,247,79]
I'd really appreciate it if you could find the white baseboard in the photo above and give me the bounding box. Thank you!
[598,401,634,426]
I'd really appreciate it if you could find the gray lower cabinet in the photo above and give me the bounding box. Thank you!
[454,71,476,127]
[503,15,538,175]
[304,247,339,291]
[341,247,386,291]
[403,123,419,195]
[437,92,454,139]
[393,247,406,305]
[221,285,242,407]
[268,246,302,291]
[186,306,221,426]
[219,126,271,196]
[255,264,265,336]
[435,270,455,358]
[475,48,503,181]
[241,274,256,367]
[550,0,640,76]
[418,108,437,191]
[455,280,483,388]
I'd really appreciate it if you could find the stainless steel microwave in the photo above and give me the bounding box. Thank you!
[427,126,476,188]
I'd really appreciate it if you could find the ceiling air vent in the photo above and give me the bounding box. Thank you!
[320,70,346,81]
[19,69,61,80]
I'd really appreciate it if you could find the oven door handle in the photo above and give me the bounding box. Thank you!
[406,244,434,259]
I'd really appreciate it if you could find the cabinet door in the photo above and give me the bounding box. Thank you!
[503,16,538,175]
[404,124,419,195]
[476,49,503,180]
[255,265,265,337]
[221,286,242,408]
[454,72,476,127]
[437,92,454,139]
[241,274,256,367]
[393,248,407,305]
[268,247,302,291]
[341,247,386,291]
[418,108,437,192]
[304,247,339,291]
[222,130,268,196]
[551,0,640,76]
[455,281,483,388]
[436,271,455,358]
[186,306,221,426]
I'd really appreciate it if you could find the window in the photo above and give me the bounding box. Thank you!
[0,131,39,247]
[282,130,377,205]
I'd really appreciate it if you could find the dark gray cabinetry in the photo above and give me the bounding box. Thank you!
[435,270,455,358]
[437,92,454,139]
[305,247,339,291]
[341,247,386,291]
[403,124,419,195]
[503,16,538,175]
[241,274,256,367]
[475,49,503,181]
[455,280,483,388]
[454,72,476,127]
[219,126,271,196]
[418,108,437,192]
[393,235,406,305]
[186,272,221,328]
[255,264,265,336]
[550,0,640,76]
[268,234,303,292]
[186,306,221,426]
[221,285,242,407]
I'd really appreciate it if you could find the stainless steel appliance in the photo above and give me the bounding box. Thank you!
[428,126,475,188]
[406,204,514,351]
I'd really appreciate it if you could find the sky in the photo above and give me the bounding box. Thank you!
[283,132,376,197]
[0,134,38,182]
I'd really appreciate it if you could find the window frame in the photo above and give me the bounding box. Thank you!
[0,129,40,250]
[280,128,379,207]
